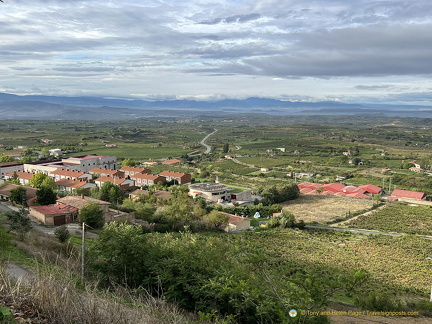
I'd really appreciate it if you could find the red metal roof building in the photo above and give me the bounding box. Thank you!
[357,184,382,195]
[391,189,426,201]
[322,183,346,192]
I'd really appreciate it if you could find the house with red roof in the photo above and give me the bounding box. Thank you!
[298,182,322,190]
[390,189,426,201]
[119,166,151,177]
[204,211,250,232]
[159,170,192,184]
[89,168,123,178]
[29,204,78,226]
[322,183,346,192]
[0,184,37,206]
[223,213,251,232]
[55,179,96,193]
[357,184,383,195]
[94,176,135,190]
[133,173,166,186]
[49,169,92,182]
[161,158,182,166]
[4,171,34,185]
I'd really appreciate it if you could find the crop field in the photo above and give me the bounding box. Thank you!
[282,195,373,223]
[347,204,432,236]
[238,229,432,295]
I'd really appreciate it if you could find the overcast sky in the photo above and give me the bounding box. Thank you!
[1,0,432,104]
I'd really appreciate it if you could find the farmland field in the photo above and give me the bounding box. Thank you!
[282,195,373,223]
[237,228,432,295]
[347,204,432,236]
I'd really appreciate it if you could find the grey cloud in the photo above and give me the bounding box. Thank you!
[355,85,394,90]
[199,13,261,25]
[51,67,116,73]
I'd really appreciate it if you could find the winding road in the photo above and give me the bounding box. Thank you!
[200,129,217,154]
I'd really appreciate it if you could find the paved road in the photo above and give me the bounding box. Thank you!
[5,262,32,283]
[200,129,217,154]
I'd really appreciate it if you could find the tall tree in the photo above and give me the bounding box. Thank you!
[36,186,57,205]
[4,209,32,240]
[222,143,229,153]
[30,173,50,188]
[121,158,137,167]
[78,201,104,229]
[10,186,27,206]
[203,210,229,228]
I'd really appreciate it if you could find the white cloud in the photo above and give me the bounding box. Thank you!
[1,0,432,104]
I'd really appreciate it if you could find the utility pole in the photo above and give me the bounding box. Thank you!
[81,222,85,284]
[388,177,392,193]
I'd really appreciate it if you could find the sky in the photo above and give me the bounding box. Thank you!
[1,0,432,105]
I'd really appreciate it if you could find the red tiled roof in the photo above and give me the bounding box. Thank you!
[119,166,151,174]
[162,159,182,165]
[55,179,89,188]
[31,204,78,215]
[391,189,426,200]
[95,176,130,186]
[50,169,85,177]
[89,168,121,175]
[159,170,190,178]
[5,171,34,180]
[134,173,166,181]
[219,212,248,225]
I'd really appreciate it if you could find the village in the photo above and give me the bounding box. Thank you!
[0,149,431,233]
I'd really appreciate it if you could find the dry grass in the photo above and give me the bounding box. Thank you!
[0,263,197,324]
[282,195,373,223]
[0,229,202,324]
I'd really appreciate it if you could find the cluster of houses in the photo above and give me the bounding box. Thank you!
[0,155,192,194]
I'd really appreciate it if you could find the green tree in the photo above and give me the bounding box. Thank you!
[222,143,229,153]
[40,177,56,190]
[23,148,33,156]
[36,186,57,205]
[0,154,14,162]
[20,156,33,163]
[7,171,20,185]
[99,181,124,204]
[10,186,27,205]
[401,162,415,169]
[121,158,137,167]
[78,201,104,229]
[203,210,229,228]
[29,173,51,188]
[4,209,32,240]
[54,225,70,243]
[257,183,299,205]
[40,147,50,158]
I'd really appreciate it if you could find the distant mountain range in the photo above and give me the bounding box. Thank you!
[0,92,431,120]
